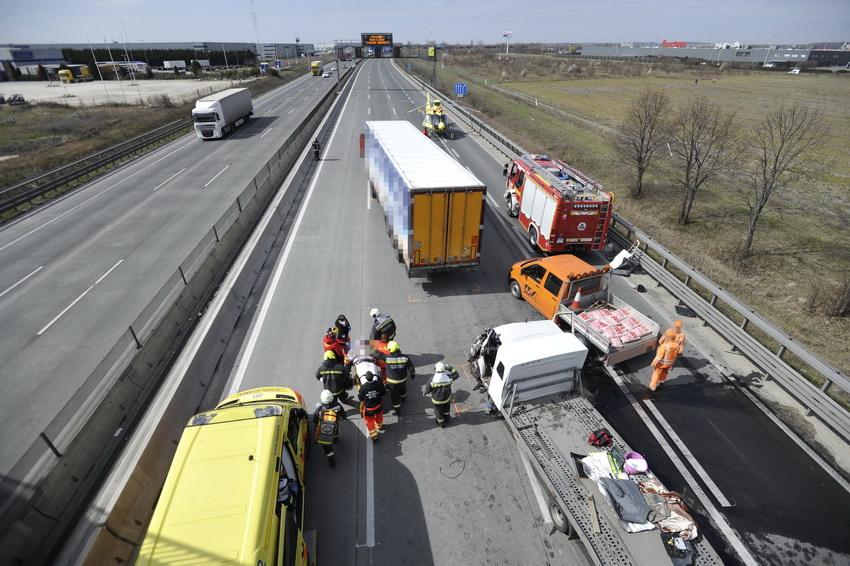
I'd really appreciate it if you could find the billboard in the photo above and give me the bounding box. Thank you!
[362,33,393,46]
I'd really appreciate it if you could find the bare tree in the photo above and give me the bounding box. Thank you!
[738,103,829,259]
[613,88,671,197]
[670,97,738,224]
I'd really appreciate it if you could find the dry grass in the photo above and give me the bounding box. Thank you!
[409,54,850,381]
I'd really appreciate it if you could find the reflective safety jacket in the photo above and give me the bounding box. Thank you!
[316,359,347,395]
[423,365,459,404]
[370,314,397,340]
[652,342,679,369]
[374,350,416,384]
[659,330,686,355]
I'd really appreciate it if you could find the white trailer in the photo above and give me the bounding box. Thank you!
[472,320,722,565]
[191,88,254,140]
[163,60,187,69]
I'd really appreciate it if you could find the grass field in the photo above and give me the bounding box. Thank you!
[410,53,850,385]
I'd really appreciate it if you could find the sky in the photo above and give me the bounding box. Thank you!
[1,0,848,47]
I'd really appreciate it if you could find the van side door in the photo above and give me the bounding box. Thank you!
[537,271,565,319]
[518,262,547,310]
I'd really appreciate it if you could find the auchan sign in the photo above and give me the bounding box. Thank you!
[661,40,687,48]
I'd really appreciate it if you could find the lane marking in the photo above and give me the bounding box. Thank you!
[644,399,732,507]
[519,450,552,530]
[260,127,273,139]
[37,259,124,336]
[204,165,229,187]
[0,140,194,253]
[152,168,185,191]
[0,266,43,300]
[607,369,759,565]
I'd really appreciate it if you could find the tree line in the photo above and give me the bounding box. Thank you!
[613,89,848,317]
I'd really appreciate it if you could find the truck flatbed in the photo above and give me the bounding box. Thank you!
[508,391,722,566]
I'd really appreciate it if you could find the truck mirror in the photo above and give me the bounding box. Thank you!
[502,164,509,177]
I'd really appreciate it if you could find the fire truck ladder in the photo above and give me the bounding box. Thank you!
[592,201,610,248]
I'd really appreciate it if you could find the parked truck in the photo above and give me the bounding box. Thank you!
[508,253,659,365]
[192,88,254,139]
[503,154,613,252]
[469,320,720,565]
[364,120,486,275]
[57,66,93,83]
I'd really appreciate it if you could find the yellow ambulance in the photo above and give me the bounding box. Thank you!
[137,387,310,566]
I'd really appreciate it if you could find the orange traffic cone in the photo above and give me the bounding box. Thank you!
[570,287,583,311]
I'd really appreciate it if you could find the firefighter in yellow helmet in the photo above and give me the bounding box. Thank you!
[650,329,680,391]
[316,350,350,403]
[659,320,686,355]
[373,341,416,416]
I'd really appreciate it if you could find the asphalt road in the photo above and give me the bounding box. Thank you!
[215,58,850,565]
[0,73,337,477]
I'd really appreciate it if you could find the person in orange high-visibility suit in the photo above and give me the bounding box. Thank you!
[659,320,686,355]
[650,329,680,391]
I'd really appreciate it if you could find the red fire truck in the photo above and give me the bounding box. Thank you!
[503,155,613,253]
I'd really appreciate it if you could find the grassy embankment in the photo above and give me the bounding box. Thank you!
[409,53,850,395]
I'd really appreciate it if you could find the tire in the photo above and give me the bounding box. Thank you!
[509,279,523,300]
[548,495,570,534]
[529,226,539,250]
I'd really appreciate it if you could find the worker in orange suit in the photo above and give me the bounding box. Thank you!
[650,330,680,391]
[659,320,686,355]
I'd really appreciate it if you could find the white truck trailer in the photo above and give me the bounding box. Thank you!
[191,88,254,140]
[364,120,486,275]
[470,320,722,565]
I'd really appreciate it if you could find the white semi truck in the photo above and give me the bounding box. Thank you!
[191,88,254,140]
[469,320,722,565]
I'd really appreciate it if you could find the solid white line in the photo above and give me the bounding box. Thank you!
[0,266,43,299]
[0,140,194,253]
[644,399,732,507]
[152,169,184,191]
[204,165,229,187]
[37,259,123,336]
[366,430,376,547]
[519,450,552,528]
[607,370,759,565]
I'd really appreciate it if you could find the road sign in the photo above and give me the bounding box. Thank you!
[454,83,468,97]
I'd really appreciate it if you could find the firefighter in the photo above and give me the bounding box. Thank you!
[312,137,321,161]
[334,314,352,346]
[358,371,387,441]
[322,327,347,360]
[374,341,416,415]
[316,350,349,403]
[369,308,396,341]
[650,330,680,391]
[659,320,686,355]
[423,361,459,428]
[314,389,346,467]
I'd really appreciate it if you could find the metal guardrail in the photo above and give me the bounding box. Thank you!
[409,71,850,443]
[0,81,283,217]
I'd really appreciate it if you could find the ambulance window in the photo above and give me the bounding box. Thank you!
[543,273,563,296]
[521,263,546,283]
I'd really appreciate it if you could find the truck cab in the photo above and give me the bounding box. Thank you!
[485,320,587,412]
[509,255,609,320]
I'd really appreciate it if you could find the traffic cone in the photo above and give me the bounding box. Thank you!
[570,288,583,311]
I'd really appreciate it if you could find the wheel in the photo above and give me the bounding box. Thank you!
[509,279,523,300]
[529,226,539,249]
[504,195,518,218]
[548,495,571,534]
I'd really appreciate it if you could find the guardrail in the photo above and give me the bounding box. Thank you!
[409,72,850,443]
[0,73,351,564]
[0,81,284,217]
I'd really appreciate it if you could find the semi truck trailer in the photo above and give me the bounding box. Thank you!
[364,120,486,275]
[191,88,254,140]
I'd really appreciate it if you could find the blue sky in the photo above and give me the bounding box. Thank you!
[2,0,848,46]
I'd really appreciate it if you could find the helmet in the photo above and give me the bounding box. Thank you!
[320,390,333,404]
[370,308,380,318]
[435,362,446,373]
[364,371,375,382]
[324,350,336,360]
[387,341,399,353]
[337,314,348,323]
[663,329,677,340]
[673,320,683,329]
